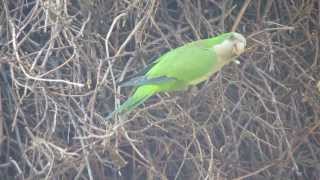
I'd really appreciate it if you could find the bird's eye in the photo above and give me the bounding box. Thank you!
[229,34,236,40]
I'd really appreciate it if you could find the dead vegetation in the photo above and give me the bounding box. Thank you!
[0,0,319,179]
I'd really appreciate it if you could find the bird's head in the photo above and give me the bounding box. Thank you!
[230,32,246,56]
[213,32,246,59]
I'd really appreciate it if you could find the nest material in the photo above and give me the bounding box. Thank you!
[0,0,319,179]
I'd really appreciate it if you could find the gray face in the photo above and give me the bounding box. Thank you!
[230,32,246,56]
[212,32,246,59]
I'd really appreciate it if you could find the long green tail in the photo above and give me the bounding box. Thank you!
[107,85,158,119]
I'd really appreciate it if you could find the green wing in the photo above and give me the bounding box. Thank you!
[146,40,218,91]
[119,76,177,87]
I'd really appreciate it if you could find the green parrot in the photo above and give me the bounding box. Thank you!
[109,32,246,117]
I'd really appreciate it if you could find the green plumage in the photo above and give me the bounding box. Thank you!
[109,32,246,117]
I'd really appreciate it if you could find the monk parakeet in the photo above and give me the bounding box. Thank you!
[110,32,246,117]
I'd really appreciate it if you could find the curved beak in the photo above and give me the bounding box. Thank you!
[231,32,246,56]
[233,42,246,56]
